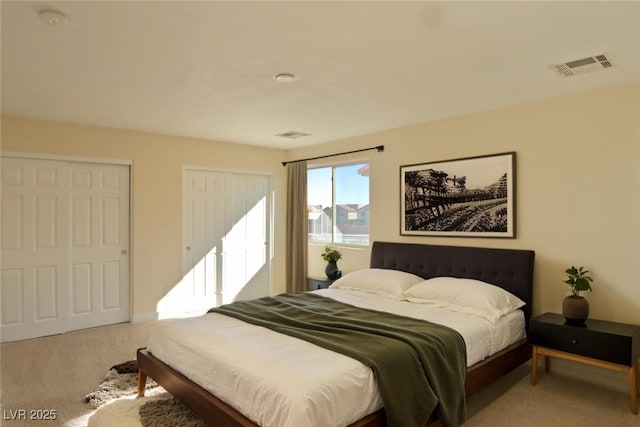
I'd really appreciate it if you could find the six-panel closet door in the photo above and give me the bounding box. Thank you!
[1,157,130,342]
[182,169,271,314]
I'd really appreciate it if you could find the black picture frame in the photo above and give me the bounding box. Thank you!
[400,152,516,238]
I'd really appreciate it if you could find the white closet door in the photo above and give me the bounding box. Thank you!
[0,157,130,342]
[180,170,229,313]
[222,174,270,303]
[1,158,68,342]
[67,162,130,331]
[179,169,270,315]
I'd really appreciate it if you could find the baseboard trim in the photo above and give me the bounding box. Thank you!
[132,312,159,323]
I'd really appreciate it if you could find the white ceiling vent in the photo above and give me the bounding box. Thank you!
[275,131,310,139]
[550,54,614,78]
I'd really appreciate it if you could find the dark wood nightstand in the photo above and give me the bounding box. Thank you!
[529,312,640,414]
[306,277,336,291]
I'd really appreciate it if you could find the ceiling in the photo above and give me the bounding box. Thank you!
[2,1,639,150]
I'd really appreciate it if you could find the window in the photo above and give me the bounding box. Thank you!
[308,163,369,246]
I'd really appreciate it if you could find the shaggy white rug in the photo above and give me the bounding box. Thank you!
[88,391,206,427]
[84,360,158,409]
[85,361,205,427]
[88,395,159,427]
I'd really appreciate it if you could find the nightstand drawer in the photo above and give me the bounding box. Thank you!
[529,313,640,366]
[307,277,335,291]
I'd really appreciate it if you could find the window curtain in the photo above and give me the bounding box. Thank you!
[285,161,308,293]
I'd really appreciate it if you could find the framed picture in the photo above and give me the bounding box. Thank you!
[401,152,516,238]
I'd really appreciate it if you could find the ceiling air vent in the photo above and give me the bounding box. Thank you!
[550,53,614,78]
[275,131,310,139]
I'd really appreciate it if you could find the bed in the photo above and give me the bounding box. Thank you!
[137,241,535,426]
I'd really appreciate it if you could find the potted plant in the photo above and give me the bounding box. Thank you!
[562,266,593,324]
[321,246,342,280]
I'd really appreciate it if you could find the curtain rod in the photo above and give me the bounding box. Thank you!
[281,145,384,167]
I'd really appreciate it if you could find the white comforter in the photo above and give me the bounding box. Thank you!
[146,289,525,427]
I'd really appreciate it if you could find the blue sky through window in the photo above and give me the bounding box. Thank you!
[308,164,369,207]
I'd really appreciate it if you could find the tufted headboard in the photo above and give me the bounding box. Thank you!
[370,241,536,324]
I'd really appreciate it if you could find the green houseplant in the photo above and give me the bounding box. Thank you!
[562,266,593,324]
[322,246,342,280]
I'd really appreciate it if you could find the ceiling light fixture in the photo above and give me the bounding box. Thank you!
[274,73,296,82]
[38,9,68,26]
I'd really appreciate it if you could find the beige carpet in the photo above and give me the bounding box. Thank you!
[1,320,638,426]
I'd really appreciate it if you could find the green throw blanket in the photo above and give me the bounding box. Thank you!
[209,293,466,427]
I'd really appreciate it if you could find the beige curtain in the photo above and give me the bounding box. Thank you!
[285,161,308,293]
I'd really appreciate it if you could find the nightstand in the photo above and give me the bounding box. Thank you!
[529,312,640,414]
[306,277,336,291]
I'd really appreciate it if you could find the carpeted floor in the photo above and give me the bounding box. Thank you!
[1,320,638,426]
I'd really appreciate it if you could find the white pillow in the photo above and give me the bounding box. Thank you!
[403,277,525,323]
[328,268,425,299]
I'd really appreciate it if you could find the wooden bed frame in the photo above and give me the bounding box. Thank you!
[138,241,535,426]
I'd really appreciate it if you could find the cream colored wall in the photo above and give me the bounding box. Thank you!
[293,83,640,325]
[3,83,638,326]
[0,116,288,320]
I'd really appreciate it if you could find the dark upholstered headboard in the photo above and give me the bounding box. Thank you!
[370,241,536,323]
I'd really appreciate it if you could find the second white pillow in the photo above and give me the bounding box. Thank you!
[329,268,425,299]
[403,277,525,323]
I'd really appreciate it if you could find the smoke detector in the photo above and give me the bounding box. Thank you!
[274,73,296,82]
[550,54,614,78]
[276,131,310,139]
[38,9,69,26]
